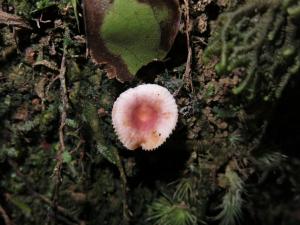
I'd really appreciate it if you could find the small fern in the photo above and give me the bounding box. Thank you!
[173,178,197,204]
[147,197,197,225]
[215,168,244,225]
[254,152,287,170]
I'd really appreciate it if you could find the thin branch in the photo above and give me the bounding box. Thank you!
[183,0,193,92]
[0,10,31,29]
[174,0,194,96]
[7,159,80,224]
[51,40,70,223]
[58,44,69,154]
[117,154,132,224]
[0,204,14,225]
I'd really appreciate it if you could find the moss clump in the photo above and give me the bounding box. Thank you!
[203,0,300,101]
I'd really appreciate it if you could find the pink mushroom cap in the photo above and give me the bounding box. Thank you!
[112,84,178,150]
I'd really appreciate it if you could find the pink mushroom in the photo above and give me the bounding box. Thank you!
[112,84,178,150]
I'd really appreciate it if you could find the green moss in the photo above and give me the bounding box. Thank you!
[203,0,300,101]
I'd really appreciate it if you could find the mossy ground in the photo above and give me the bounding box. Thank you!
[1,0,300,225]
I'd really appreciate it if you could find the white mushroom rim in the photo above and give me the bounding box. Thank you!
[112,84,178,150]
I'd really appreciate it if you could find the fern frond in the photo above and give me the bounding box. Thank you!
[147,197,197,225]
[214,169,244,225]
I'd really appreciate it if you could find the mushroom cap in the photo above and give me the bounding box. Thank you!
[112,84,178,150]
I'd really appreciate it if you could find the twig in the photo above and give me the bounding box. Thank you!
[51,41,69,223]
[34,14,52,29]
[45,75,60,98]
[183,0,193,90]
[0,10,31,29]
[174,0,194,96]
[7,160,81,224]
[0,204,14,225]
[117,154,132,223]
[58,45,69,154]
[33,60,60,72]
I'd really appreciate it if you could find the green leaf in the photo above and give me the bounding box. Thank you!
[0,146,19,162]
[35,0,55,10]
[83,0,180,82]
[83,102,121,167]
[70,0,80,31]
[8,195,32,217]
[62,151,72,163]
[96,143,120,166]
[65,118,79,129]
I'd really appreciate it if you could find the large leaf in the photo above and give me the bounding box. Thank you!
[83,0,180,82]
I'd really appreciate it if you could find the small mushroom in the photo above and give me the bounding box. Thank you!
[112,84,178,150]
